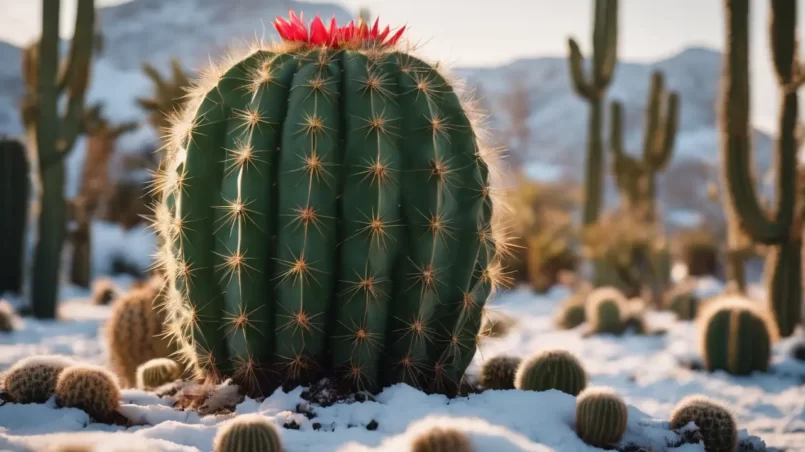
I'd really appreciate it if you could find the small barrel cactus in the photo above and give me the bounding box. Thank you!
[479,355,520,390]
[670,395,737,452]
[55,364,121,421]
[665,286,699,321]
[515,349,586,396]
[0,299,18,332]
[574,387,628,447]
[153,11,508,396]
[4,355,74,404]
[106,275,176,387]
[213,414,283,452]
[585,287,627,334]
[91,278,120,306]
[698,296,778,375]
[411,426,473,452]
[555,299,586,330]
[136,358,182,390]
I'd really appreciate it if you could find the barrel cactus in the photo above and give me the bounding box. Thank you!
[214,415,283,452]
[574,387,628,447]
[515,349,586,396]
[670,395,737,452]
[153,12,508,397]
[0,138,30,296]
[479,355,520,390]
[136,358,182,390]
[586,286,626,334]
[698,296,778,375]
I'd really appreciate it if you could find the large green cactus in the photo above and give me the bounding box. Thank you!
[567,0,618,226]
[0,138,30,295]
[720,0,802,336]
[21,0,96,319]
[609,71,679,222]
[155,12,507,397]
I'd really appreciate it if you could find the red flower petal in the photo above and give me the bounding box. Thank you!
[371,18,380,37]
[377,25,390,42]
[327,16,339,46]
[387,26,406,46]
[310,16,328,45]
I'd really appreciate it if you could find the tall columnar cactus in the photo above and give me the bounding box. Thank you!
[609,72,679,222]
[0,138,30,295]
[154,12,507,397]
[567,0,618,226]
[720,0,802,336]
[21,0,96,319]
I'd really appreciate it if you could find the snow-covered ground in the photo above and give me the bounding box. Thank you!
[1,277,804,451]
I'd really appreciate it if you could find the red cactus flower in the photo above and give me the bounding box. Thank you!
[273,10,406,49]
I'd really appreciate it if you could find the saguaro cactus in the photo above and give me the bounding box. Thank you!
[21,0,96,318]
[609,72,679,222]
[720,0,802,336]
[567,0,619,226]
[0,138,30,295]
[155,12,508,397]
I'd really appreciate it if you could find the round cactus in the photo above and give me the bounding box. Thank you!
[585,287,626,334]
[136,358,182,390]
[515,349,586,396]
[670,395,737,452]
[411,427,473,452]
[91,278,120,306]
[152,12,508,396]
[698,296,778,375]
[555,299,586,330]
[479,355,520,390]
[665,286,698,321]
[4,355,74,404]
[106,275,176,387]
[574,387,628,447]
[0,299,17,332]
[213,414,283,452]
[55,364,121,421]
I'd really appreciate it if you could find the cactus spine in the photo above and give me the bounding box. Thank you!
[0,138,30,295]
[567,0,618,226]
[22,0,96,319]
[574,388,628,448]
[720,0,802,336]
[155,14,506,397]
[609,72,679,222]
[698,297,778,375]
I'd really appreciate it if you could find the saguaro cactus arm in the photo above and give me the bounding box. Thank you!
[566,0,619,99]
[608,101,641,205]
[642,72,679,171]
[723,0,791,244]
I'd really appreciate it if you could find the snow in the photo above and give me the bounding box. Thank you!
[1,273,803,451]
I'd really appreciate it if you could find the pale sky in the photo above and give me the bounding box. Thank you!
[1,0,803,133]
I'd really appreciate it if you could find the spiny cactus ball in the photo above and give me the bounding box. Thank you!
[106,275,176,387]
[152,11,509,396]
[515,349,586,396]
[410,426,474,452]
[479,355,521,390]
[574,387,628,447]
[698,296,778,375]
[670,395,737,452]
[91,278,120,306]
[55,364,121,421]
[665,286,699,321]
[585,286,627,334]
[0,299,17,332]
[556,299,586,330]
[4,355,74,404]
[136,358,182,390]
[213,414,283,452]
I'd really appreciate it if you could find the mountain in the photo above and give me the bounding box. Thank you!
[0,0,773,225]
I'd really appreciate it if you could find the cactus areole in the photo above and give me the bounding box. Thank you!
[154,12,507,397]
